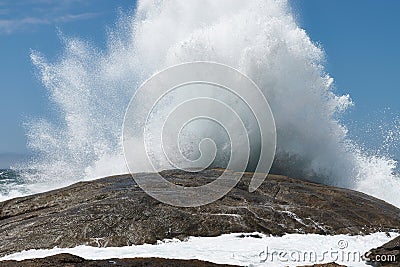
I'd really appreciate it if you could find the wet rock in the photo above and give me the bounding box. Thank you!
[0,253,238,267]
[0,169,399,257]
[366,235,400,266]
[297,263,346,267]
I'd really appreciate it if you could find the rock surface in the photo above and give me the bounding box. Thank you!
[366,235,400,266]
[298,263,345,267]
[0,169,400,258]
[0,253,238,267]
[0,253,347,267]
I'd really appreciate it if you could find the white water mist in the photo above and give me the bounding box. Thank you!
[20,0,399,206]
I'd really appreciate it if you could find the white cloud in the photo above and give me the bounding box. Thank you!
[56,12,100,23]
[0,12,100,34]
[0,1,101,34]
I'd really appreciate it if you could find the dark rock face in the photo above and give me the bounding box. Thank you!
[366,235,400,266]
[298,263,346,267]
[0,253,348,267]
[0,253,238,267]
[0,169,400,257]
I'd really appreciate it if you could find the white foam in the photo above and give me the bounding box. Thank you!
[1,232,397,267]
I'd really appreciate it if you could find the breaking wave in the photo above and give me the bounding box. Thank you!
[15,0,399,207]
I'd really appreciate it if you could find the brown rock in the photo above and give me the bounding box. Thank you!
[0,253,238,267]
[297,263,346,267]
[0,169,399,257]
[366,235,400,266]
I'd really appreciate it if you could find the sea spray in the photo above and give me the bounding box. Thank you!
[13,0,399,206]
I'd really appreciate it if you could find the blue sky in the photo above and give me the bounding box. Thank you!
[0,0,135,156]
[0,0,399,167]
[292,0,400,158]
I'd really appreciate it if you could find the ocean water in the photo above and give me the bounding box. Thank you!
[0,169,31,201]
[2,0,399,207]
[0,169,62,201]
[0,169,24,200]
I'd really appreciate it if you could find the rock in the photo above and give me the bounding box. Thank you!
[0,253,238,266]
[0,169,400,257]
[297,263,346,267]
[366,235,400,266]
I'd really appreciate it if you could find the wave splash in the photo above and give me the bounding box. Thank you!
[17,0,399,206]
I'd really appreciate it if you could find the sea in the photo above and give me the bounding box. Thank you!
[0,169,23,198]
[0,169,40,201]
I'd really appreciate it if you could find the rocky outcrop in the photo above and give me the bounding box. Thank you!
[0,254,347,267]
[366,235,400,266]
[0,169,400,257]
[298,263,345,267]
[0,253,238,267]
